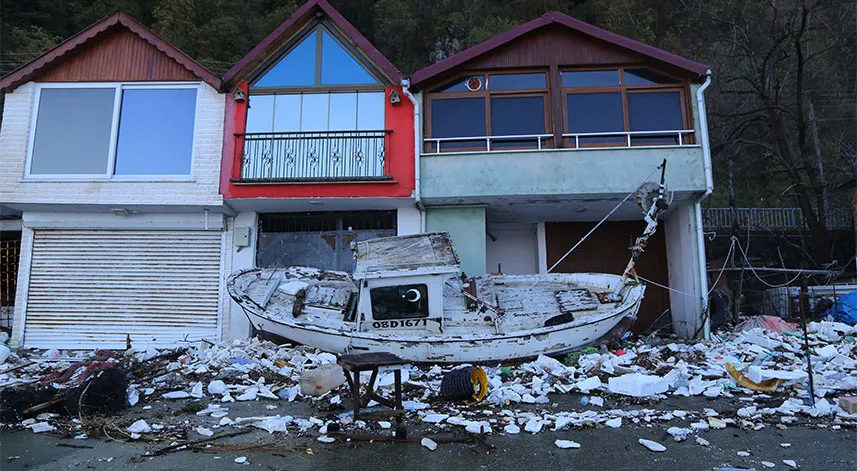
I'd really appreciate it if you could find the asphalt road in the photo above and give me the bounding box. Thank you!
[2,395,855,471]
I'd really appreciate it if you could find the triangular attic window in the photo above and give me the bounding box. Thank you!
[254,27,379,87]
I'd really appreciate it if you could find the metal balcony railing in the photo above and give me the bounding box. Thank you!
[235,130,392,182]
[703,207,854,230]
[562,129,696,148]
[422,130,697,154]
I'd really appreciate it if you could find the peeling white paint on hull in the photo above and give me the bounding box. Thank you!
[243,300,641,363]
[229,266,645,363]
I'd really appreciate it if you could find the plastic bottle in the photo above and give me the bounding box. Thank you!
[300,363,346,396]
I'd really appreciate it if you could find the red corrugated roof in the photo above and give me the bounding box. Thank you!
[222,0,402,88]
[411,11,709,87]
[0,11,222,92]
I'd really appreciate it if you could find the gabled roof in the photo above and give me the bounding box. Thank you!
[411,11,709,87]
[223,0,402,88]
[0,11,222,92]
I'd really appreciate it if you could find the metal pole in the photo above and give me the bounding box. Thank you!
[798,278,815,406]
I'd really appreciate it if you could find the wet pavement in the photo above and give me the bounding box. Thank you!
[2,394,854,471]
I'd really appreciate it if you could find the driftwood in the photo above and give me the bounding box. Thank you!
[22,398,65,415]
[56,443,94,449]
[151,428,253,456]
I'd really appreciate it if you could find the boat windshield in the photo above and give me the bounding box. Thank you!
[370,284,429,320]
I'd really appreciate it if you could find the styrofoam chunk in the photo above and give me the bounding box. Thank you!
[638,438,667,452]
[555,439,581,449]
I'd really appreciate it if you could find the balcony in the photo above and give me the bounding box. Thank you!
[419,130,706,203]
[233,130,392,183]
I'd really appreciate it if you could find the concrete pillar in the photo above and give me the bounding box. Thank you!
[396,205,422,235]
[227,211,258,339]
[426,207,486,276]
[664,201,707,338]
[536,222,548,273]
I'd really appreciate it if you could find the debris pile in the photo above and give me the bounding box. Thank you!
[0,319,854,455]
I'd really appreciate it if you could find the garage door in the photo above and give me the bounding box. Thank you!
[545,221,670,332]
[23,230,222,349]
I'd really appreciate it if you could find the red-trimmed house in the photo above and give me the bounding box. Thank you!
[407,11,714,337]
[219,0,416,337]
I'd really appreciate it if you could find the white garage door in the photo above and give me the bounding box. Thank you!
[23,230,223,349]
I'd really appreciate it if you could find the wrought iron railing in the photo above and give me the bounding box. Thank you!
[235,130,391,182]
[703,207,853,230]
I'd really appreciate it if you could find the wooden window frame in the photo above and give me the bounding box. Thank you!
[424,65,696,152]
[562,66,693,148]
[424,70,552,153]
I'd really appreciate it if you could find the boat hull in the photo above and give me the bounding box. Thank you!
[239,293,642,363]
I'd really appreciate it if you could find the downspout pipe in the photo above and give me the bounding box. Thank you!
[401,78,426,232]
[695,70,713,339]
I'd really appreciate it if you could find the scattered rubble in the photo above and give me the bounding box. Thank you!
[0,318,854,455]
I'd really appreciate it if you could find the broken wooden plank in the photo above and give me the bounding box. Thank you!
[555,289,599,313]
[151,428,252,456]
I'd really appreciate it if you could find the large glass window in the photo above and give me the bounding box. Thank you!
[430,97,486,149]
[30,88,115,175]
[253,26,379,88]
[490,96,545,148]
[426,72,549,151]
[115,89,196,175]
[29,85,197,177]
[246,92,385,133]
[566,93,624,144]
[563,67,687,147]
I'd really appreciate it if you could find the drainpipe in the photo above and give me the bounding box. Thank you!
[401,78,426,233]
[695,70,713,339]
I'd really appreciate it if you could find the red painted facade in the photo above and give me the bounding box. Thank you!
[218,0,414,201]
[220,85,414,200]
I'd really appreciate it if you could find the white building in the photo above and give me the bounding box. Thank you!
[0,12,232,348]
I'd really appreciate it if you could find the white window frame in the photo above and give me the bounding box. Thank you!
[24,81,202,181]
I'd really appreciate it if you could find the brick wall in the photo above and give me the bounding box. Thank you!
[0,81,225,207]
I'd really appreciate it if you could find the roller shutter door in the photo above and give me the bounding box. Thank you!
[23,230,222,349]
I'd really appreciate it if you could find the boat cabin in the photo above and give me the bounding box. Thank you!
[352,233,460,334]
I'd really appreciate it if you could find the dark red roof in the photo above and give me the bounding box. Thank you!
[411,11,709,87]
[0,11,222,92]
[223,0,402,88]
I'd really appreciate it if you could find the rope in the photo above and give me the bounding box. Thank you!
[731,236,805,288]
[637,276,698,298]
[546,165,662,274]
[708,238,736,295]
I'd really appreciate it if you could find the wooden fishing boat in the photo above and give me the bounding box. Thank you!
[228,163,669,363]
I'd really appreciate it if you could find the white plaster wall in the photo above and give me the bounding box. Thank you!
[0,82,225,207]
[665,202,705,338]
[486,222,538,274]
[226,211,258,339]
[396,205,422,235]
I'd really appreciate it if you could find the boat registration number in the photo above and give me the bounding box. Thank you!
[372,319,428,329]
